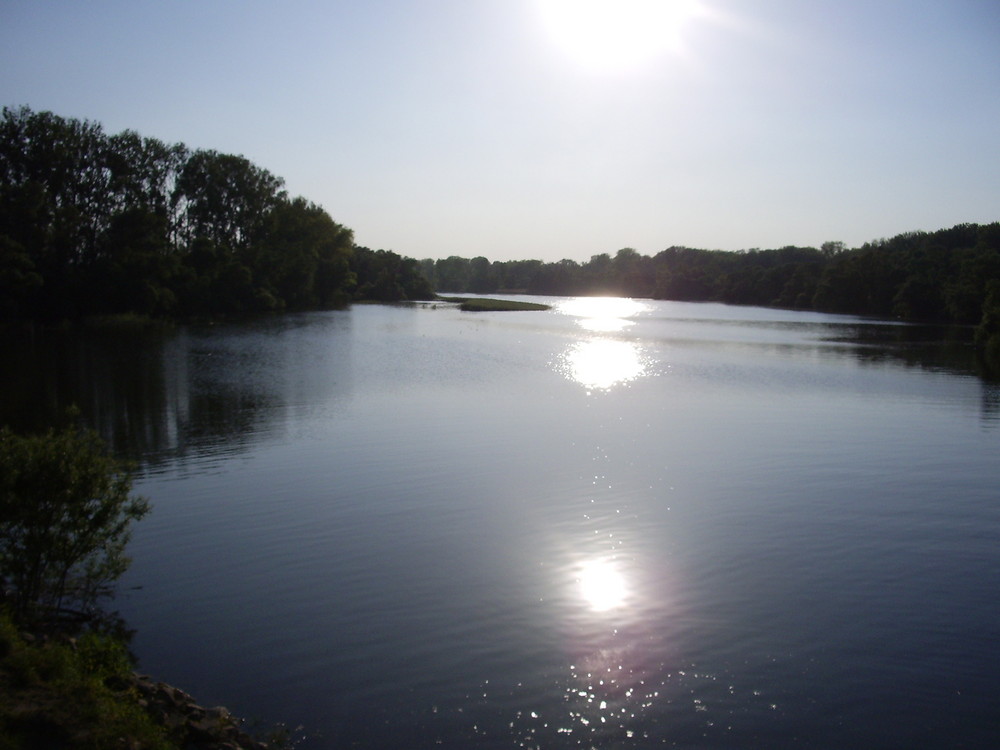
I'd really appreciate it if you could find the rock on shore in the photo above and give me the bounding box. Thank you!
[128,673,273,750]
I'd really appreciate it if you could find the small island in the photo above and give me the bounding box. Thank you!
[439,296,551,312]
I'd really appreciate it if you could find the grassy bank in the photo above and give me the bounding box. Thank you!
[438,296,551,312]
[0,610,290,749]
[0,612,175,749]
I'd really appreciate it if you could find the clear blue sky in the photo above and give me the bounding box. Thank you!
[2,0,998,262]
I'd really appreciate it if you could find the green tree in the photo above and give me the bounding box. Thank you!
[493,258,543,292]
[652,246,723,301]
[173,149,285,252]
[528,258,582,295]
[252,196,355,309]
[0,426,149,622]
[0,234,43,318]
[612,247,654,297]
[820,241,845,258]
[582,253,613,294]
[89,206,178,315]
[353,247,434,301]
[468,256,496,293]
[433,255,472,292]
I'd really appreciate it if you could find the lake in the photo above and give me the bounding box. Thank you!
[3,297,999,748]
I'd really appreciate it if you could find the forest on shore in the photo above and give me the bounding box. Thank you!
[422,225,1000,354]
[0,106,432,321]
[424,226,1000,325]
[1,106,998,355]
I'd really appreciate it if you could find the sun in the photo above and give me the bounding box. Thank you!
[538,0,700,73]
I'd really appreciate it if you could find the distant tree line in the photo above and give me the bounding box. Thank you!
[423,225,1000,352]
[0,106,433,321]
[2,107,998,357]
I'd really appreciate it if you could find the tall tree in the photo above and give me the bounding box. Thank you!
[253,196,355,309]
[173,149,285,253]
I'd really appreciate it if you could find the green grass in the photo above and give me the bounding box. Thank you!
[439,296,551,312]
[0,611,177,750]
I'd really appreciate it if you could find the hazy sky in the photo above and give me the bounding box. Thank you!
[2,0,998,262]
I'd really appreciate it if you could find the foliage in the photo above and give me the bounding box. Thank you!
[0,106,370,320]
[351,246,435,302]
[255,196,356,309]
[421,222,1000,343]
[0,426,149,623]
[0,610,177,749]
[1,107,995,331]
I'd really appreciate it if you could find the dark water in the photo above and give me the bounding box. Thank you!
[3,298,999,748]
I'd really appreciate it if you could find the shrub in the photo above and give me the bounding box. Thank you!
[0,426,149,623]
[0,610,176,749]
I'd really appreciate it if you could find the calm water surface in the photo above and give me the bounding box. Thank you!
[4,298,999,748]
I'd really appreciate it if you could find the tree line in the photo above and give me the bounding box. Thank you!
[2,107,998,356]
[422,225,1000,352]
[0,106,433,321]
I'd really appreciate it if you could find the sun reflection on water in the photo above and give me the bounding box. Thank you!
[577,557,629,612]
[557,297,650,322]
[496,542,741,745]
[564,339,646,390]
[555,297,652,391]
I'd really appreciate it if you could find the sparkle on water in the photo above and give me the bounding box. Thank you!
[577,557,629,611]
[556,297,651,390]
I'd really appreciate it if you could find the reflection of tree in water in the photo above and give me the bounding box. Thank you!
[824,321,992,377]
[0,326,173,456]
[3,310,997,453]
[818,321,1000,424]
[982,381,1000,424]
[0,313,354,466]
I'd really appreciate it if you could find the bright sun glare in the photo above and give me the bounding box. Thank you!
[538,0,700,72]
[566,339,645,390]
[578,558,628,611]
[556,298,650,390]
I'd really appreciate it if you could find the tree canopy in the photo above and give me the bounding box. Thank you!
[2,106,997,354]
[0,106,436,320]
[422,224,1000,351]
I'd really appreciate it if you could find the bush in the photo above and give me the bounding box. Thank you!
[0,426,149,623]
[0,610,176,749]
